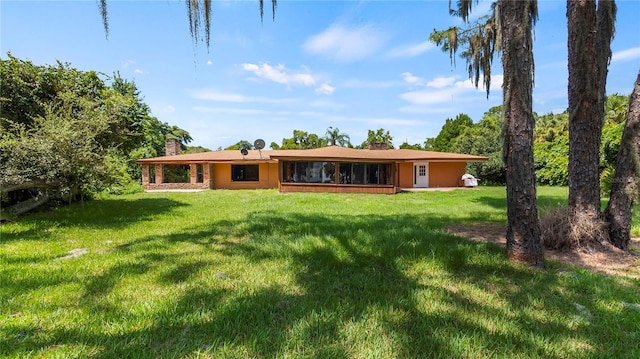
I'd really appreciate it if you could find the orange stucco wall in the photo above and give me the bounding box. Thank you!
[397,162,414,188]
[429,162,467,187]
[397,161,467,188]
[211,163,278,190]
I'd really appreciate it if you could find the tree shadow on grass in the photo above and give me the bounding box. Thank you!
[472,194,570,212]
[3,210,639,357]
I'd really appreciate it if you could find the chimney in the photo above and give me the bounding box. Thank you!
[368,142,388,150]
[165,138,181,156]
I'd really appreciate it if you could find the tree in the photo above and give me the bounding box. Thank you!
[324,126,351,147]
[567,0,617,221]
[1,86,116,203]
[277,130,326,149]
[225,140,253,151]
[453,106,506,184]
[600,95,628,193]
[184,145,212,154]
[360,128,394,149]
[432,0,544,267]
[534,112,570,186]
[399,142,423,150]
[430,2,498,98]
[1,55,193,210]
[498,0,544,267]
[603,70,640,249]
[425,113,473,152]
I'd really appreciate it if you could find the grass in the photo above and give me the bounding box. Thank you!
[1,186,639,358]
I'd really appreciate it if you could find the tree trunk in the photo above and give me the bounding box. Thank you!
[604,70,640,249]
[566,0,616,218]
[1,180,61,193]
[499,0,544,267]
[4,192,51,216]
[567,0,600,218]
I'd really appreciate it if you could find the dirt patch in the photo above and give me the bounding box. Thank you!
[446,223,640,278]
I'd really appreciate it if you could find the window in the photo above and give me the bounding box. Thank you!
[163,164,190,183]
[196,164,204,183]
[418,165,426,176]
[351,163,366,184]
[232,164,259,181]
[282,161,335,183]
[282,161,393,185]
[339,163,393,185]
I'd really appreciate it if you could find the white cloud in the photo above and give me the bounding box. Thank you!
[134,68,144,74]
[121,60,136,68]
[399,87,460,105]
[386,40,434,59]
[242,63,316,87]
[303,23,388,62]
[191,89,297,104]
[427,76,456,88]
[612,47,640,63]
[166,105,175,112]
[207,60,213,65]
[455,75,503,92]
[401,72,423,85]
[315,83,335,95]
[399,74,503,108]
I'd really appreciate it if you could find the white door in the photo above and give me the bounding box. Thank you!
[414,162,429,188]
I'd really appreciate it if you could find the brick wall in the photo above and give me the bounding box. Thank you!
[145,183,210,191]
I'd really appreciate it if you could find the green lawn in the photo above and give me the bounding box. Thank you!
[1,187,639,358]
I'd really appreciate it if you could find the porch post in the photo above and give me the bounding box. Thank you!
[190,164,197,184]
[141,164,150,185]
[157,165,164,184]
[204,164,213,188]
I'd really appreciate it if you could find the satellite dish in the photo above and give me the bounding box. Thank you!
[254,138,266,150]
[240,148,248,156]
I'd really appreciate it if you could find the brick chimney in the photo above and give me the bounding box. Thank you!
[165,138,181,156]
[368,142,388,150]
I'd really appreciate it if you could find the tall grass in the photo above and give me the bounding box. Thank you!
[1,187,638,358]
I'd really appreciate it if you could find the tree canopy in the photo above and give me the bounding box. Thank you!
[1,54,191,211]
[424,113,473,152]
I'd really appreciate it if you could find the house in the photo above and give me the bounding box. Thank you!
[137,139,488,194]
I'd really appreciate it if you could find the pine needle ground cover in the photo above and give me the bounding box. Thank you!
[1,187,639,358]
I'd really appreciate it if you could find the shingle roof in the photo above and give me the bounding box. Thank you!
[136,146,488,164]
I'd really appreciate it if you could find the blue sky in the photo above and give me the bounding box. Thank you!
[2,1,639,150]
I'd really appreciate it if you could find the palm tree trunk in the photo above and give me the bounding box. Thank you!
[604,70,640,249]
[499,0,544,267]
[567,0,601,218]
[567,0,616,219]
